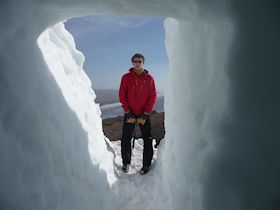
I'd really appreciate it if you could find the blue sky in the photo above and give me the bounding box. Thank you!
[64,15,168,92]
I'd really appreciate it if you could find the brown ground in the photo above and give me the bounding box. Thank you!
[102,111,165,141]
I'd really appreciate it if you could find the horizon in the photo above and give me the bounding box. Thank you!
[65,15,168,93]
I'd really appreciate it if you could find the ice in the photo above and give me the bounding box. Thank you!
[1,0,279,210]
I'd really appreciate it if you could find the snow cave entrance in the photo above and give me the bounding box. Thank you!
[64,15,167,143]
[37,14,168,177]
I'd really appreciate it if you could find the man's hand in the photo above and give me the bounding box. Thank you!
[137,114,148,125]
[125,112,136,124]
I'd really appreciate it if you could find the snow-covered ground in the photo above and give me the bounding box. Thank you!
[108,138,163,209]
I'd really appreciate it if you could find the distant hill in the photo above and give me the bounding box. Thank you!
[153,95,164,113]
[94,89,119,106]
[103,111,165,141]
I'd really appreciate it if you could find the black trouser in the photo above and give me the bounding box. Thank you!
[121,114,153,166]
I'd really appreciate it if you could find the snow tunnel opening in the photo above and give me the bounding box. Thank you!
[63,14,167,145]
[36,14,169,180]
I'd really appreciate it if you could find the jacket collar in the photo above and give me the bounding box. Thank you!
[129,68,149,77]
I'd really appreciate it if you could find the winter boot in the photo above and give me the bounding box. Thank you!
[122,164,130,172]
[140,165,150,175]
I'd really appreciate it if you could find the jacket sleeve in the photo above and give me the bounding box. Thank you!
[144,76,157,113]
[119,75,129,112]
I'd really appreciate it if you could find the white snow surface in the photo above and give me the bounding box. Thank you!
[1,1,280,210]
[108,138,163,210]
[100,102,124,119]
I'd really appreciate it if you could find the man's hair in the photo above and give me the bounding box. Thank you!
[131,53,145,63]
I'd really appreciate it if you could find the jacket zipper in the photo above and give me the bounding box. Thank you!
[134,80,137,97]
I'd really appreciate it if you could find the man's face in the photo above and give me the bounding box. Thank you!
[132,57,144,70]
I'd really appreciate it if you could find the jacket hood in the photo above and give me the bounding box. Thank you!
[129,68,149,76]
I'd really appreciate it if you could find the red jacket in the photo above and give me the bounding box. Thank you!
[119,68,157,115]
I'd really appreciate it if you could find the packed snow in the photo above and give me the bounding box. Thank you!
[107,137,163,209]
[1,0,280,210]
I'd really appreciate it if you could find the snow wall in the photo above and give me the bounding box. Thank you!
[1,0,279,210]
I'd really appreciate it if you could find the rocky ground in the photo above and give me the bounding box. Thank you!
[102,111,165,142]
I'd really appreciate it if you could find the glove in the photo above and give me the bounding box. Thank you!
[137,114,148,125]
[125,112,136,124]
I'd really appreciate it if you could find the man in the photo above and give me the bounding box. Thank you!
[119,53,157,174]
